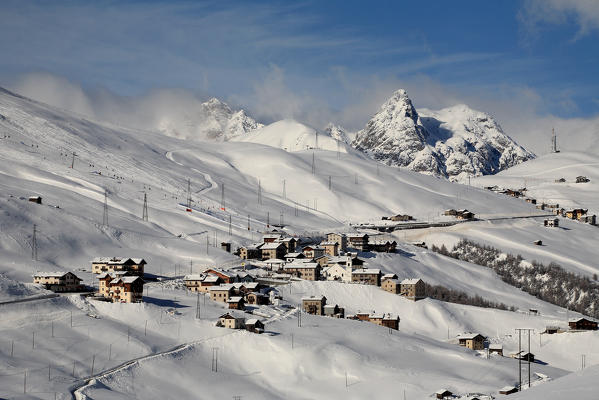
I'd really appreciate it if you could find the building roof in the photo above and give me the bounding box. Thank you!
[352,268,381,275]
[320,241,339,246]
[285,263,319,269]
[488,343,503,350]
[246,318,262,325]
[301,295,326,301]
[227,296,244,303]
[347,233,368,239]
[285,252,304,258]
[33,271,75,278]
[92,257,133,265]
[278,237,296,242]
[203,276,221,283]
[435,389,452,395]
[261,242,286,250]
[131,258,146,264]
[382,273,398,279]
[401,278,422,285]
[209,284,234,292]
[184,274,205,281]
[457,332,484,340]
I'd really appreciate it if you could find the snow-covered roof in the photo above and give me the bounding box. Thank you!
[320,241,338,246]
[203,276,220,283]
[352,268,380,274]
[227,296,244,303]
[110,276,142,285]
[301,295,325,301]
[284,263,319,269]
[457,333,484,340]
[435,389,452,395]
[489,344,503,349]
[131,258,146,264]
[246,318,261,325]
[261,242,285,250]
[209,284,234,291]
[184,274,205,281]
[278,237,295,242]
[285,252,303,258]
[400,278,422,285]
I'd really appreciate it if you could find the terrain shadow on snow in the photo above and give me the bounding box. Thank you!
[143,296,189,309]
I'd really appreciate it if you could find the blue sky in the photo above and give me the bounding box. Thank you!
[1,0,598,147]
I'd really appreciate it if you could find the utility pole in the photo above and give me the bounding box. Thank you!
[142,192,148,221]
[267,211,270,228]
[31,224,37,261]
[328,175,332,190]
[196,293,201,319]
[297,304,302,327]
[247,215,251,231]
[221,183,225,210]
[515,328,533,390]
[102,190,109,227]
[311,152,316,175]
[186,178,192,210]
[258,179,262,205]
[189,259,193,274]
[211,347,218,372]
[70,152,76,169]
[228,214,232,236]
[282,179,286,199]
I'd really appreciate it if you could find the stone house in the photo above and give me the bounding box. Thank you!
[400,278,425,300]
[227,296,245,310]
[351,269,381,286]
[102,275,144,303]
[347,233,369,251]
[245,318,265,333]
[323,304,345,318]
[381,278,400,294]
[320,241,339,257]
[218,313,245,329]
[284,263,321,280]
[326,233,347,252]
[239,244,263,260]
[209,285,234,303]
[261,242,287,260]
[302,296,327,315]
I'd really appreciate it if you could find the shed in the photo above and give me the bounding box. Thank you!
[245,318,264,334]
[435,389,453,399]
[28,196,42,204]
[498,386,518,395]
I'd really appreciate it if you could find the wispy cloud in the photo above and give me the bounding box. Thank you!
[519,0,599,41]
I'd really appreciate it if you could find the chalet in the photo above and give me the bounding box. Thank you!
[284,263,321,281]
[33,271,82,292]
[544,326,560,334]
[278,237,297,253]
[245,318,265,334]
[323,304,345,318]
[218,313,245,329]
[204,268,237,284]
[389,214,414,222]
[351,269,381,286]
[510,351,535,362]
[503,189,523,197]
[92,257,135,274]
[565,208,587,220]
[544,218,559,227]
[183,274,205,292]
[227,296,245,310]
[326,233,348,252]
[488,343,503,356]
[97,271,129,297]
[400,278,425,301]
[302,245,325,259]
[129,258,146,276]
[192,275,221,292]
[455,209,475,220]
[568,317,598,331]
[323,263,352,282]
[245,292,269,305]
[457,333,485,350]
[435,389,453,399]
[209,285,234,303]
[28,196,42,204]
[444,209,458,216]
[302,296,326,315]
[347,233,369,251]
[533,240,543,246]
[498,386,518,395]
[368,239,397,253]
[261,242,287,260]
[580,215,596,225]
[236,271,255,283]
[320,241,339,257]
[381,278,400,294]
[103,275,144,303]
[285,252,305,263]
[239,244,263,260]
[355,312,370,321]
[576,176,590,183]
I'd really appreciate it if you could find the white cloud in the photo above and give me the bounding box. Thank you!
[520,0,599,40]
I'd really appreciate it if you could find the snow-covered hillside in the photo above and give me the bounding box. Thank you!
[352,89,534,181]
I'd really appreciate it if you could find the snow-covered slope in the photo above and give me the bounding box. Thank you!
[352,89,534,181]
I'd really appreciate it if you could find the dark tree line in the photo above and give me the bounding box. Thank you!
[431,239,599,318]
[425,283,514,311]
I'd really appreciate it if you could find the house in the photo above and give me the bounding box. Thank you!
[400,278,425,301]
[262,233,282,243]
[204,268,237,283]
[326,255,363,268]
[323,263,352,282]
[245,318,265,333]
[326,233,348,252]
[455,209,475,220]
[302,245,325,259]
[185,275,222,292]
[91,257,135,274]
[209,285,234,303]
[227,296,245,310]
[498,386,518,395]
[302,296,326,315]
[378,313,400,330]
[568,317,598,330]
[381,278,400,294]
[382,273,398,280]
[576,176,590,183]
[355,312,370,321]
[536,203,546,210]
[323,304,345,318]
[97,271,129,297]
[347,233,369,251]
[368,240,397,253]
[457,333,485,350]
[320,241,339,257]
[553,207,565,216]
[218,313,245,329]
[411,241,427,249]
[285,252,305,263]
[239,244,263,260]
[102,275,144,303]
[533,240,543,246]
[284,263,321,281]
[444,209,458,216]
[579,215,596,225]
[544,218,559,227]
[435,389,453,399]
[261,242,287,260]
[510,351,535,362]
[503,189,523,197]
[28,196,42,204]
[245,292,269,305]
[278,237,297,253]
[488,344,503,356]
[351,269,381,286]
[544,326,560,334]
[565,208,587,219]
[389,214,414,222]
[129,258,146,276]
[314,255,332,267]
[33,271,82,292]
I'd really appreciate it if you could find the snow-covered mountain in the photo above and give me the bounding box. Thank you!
[352,89,534,181]
[324,123,351,144]
[158,97,263,141]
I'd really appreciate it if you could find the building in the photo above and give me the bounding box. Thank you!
[33,271,82,292]
[381,278,400,294]
[510,351,535,362]
[323,263,352,282]
[457,333,485,350]
[400,278,425,300]
[28,196,42,204]
[302,245,325,259]
[444,209,458,216]
[97,271,129,297]
[262,234,282,243]
[544,218,559,227]
[389,214,414,222]
[183,275,222,292]
[218,313,245,329]
[347,233,369,251]
[351,269,381,286]
[580,215,597,225]
[261,242,287,260]
[368,239,397,253]
[488,344,503,356]
[245,319,265,333]
[568,318,598,330]
[92,257,135,274]
[209,285,234,303]
[284,252,305,262]
[284,263,321,281]
[320,241,339,257]
[435,389,453,399]
[302,296,327,315]
[576,176,590,183]
[246,292,269,305]
[455,209,475,220]
[326,233,347,252]
[323,304,345,318]
[97,274,143,303]
[221,242,231,253]
[278,237,297,253]
[204,268,237,284]
[227,296,245,310]
[525,198,537,204]
[238,244,263,260]
[565,208,587,220]
[498,386,518,395]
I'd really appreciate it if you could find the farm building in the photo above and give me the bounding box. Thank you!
[569,318,598,331]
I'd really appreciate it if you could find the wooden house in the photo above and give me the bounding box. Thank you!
[569,318,598,331]
[380,314,400,330]
[278,237,297,253]
[435,389,453,399]
[390,214,414,222]
[565,208,587,220]
[351,269,381,286]
[262,234,282,243]
[455,209,475,220]
[302,296,326,315]
[368,239,397,253]
[33,271,82,292]
[576,176,590,183]
[204,268,236,284]
[544,218,559,227]
[221,242,232,253]
[400,278,425,300]
[302,245,325,259]
[227,296,245,310]
[580,215,596,225]
[218,313,245,329]
[510,351,534,362]
[326,233,348,252]
[457,333,485,350]
[245,292,269,305]
[488,343,503,356]
[245,319,264,334]
[356,312,370,321]
[444,209,458,216]
[239,244,263,260]
[544,326,560,334]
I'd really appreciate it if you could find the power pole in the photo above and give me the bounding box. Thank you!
[258,180,262,205]
[186,178,192,209]
[221,183,225,210]
[228,214,232,236]
[267,211,270,228]
[311,152,316,175]
[196,293,201,319]
[515,328,534,390]
[247,214,251,231]
[211,347,218,372]
[31,224,37,261]
[70,152,76,169]
[142,192,148,221]
[328,175,332,190]
[102,190,108,227]
[282,179,286,199]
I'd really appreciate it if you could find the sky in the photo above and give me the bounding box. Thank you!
[1,0,598,153]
